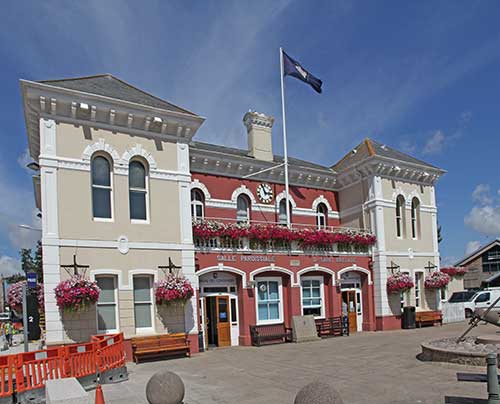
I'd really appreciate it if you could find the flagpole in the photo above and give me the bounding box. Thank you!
[279,47,291,229]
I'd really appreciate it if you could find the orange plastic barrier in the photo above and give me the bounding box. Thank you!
[0,355,15,398]
[95,334,125,373]
[16,348,64,393]
[62,341,97,379]
[0,332,127,397]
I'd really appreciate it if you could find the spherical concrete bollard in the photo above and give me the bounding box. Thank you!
[146,370,185,404]
[294,381,344,404]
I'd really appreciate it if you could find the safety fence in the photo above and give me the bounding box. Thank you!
[0,333,126,402]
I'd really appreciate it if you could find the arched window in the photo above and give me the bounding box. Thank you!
[279,199,292,225]
[91,155,113,219]
[395,195,405,238]
[316,203,328,229]
[129,160,148,221]
[236,195,250,223]
[191,189,205,220]
[411,197,420,239]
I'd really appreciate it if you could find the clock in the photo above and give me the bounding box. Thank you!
[257,183,273,204]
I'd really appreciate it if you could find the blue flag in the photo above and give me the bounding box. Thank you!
[283,51,322,94]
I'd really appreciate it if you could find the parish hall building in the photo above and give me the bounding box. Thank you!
[20,74,456,353]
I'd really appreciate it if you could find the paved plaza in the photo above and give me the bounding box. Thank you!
[94,321,493,404]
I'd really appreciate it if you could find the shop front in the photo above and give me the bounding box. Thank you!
[195,253,375,348]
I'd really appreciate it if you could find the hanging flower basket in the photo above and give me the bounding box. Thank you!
[440,266,467,277]
[6,280,44,314]
[54,275,100,313]
[424,271,450,289]
[155,274,194,306]
[387,272,414,294]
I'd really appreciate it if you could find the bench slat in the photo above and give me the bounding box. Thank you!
[131,333,190,363]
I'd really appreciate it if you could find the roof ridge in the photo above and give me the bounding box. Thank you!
[39,73,113,84]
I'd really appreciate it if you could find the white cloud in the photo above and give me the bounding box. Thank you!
[465,240,481,255]
[423,130,446,155]
[464,184,500,236]
[399,139,416,154]
[472,184,493,205]
[441,256,458,267]
[0,256,22,277]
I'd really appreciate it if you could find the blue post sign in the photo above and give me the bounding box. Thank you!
[27,272,37,289]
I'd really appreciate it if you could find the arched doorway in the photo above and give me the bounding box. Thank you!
[340,271,363,332]
[198,271,241,348]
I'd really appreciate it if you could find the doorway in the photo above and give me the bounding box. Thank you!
[342,289,363,333]
[204,296,231,347]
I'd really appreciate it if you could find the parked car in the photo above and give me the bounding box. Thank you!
[462,288,500,318]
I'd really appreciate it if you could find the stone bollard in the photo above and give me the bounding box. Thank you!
[146,370,185,404]
[487,353,500,404]
[294,381,344,404]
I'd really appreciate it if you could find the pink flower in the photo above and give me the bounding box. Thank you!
[155,274,194,305]
[387,273,414,293]
[54,276,100,312]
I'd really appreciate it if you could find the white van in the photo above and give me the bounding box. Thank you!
[463,288,500,317]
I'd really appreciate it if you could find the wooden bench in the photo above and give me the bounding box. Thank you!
[415,311,443,328]
[249,323,292,347]
[315,316,349,338]
[131,333,190,363]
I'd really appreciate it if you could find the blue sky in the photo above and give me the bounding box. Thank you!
[0,1,499,274]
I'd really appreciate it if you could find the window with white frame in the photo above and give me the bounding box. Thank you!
[301,277,324,317]
[396,195,405,238]
[256,278,282,324]
[91,155,113,219]
[316,203,328,229]
[415,272,422,308]
[278,199,292,225]
[96,276,118,333]
[411,197,420,239]
[129,160,148,221]
[400,271,409,311]
[133,276,153,332]
[236,194,250,223]
[191,189,205,220]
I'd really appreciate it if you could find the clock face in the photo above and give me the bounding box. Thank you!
[257,183,273,204]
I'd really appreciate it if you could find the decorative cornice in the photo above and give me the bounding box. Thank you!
[243,111,275,130]
[21,79,205,161]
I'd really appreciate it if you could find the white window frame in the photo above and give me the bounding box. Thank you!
[300,276,325,319]
[236,195,250,223]
[91,154,114,222]
[400,271,409,311]
[395,195,405,238]
[414,271,423,309]
[316,204,327,229]
[255,277,283,325]
[96,275,119,334]
[411,198,419,239]
[129,159,150,224]
[133,275,155,334]
[191,189,205,220]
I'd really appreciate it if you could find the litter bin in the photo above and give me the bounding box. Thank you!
[402,306,416,329]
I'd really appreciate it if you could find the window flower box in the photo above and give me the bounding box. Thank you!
[387,273,414,294]
[440,266,467,277]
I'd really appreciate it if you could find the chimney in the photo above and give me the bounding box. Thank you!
[243,111,275,162]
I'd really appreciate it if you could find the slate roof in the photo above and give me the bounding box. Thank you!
[39,74,197,116]
[189,141,336,175]
[333,138,442,172]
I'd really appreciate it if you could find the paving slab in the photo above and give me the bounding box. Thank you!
[98,321,496,403]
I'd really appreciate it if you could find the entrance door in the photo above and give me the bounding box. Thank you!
[343,290,358,333]
[216,296,231,347]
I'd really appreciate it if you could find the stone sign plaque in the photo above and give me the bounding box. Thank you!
[292,315,320,343]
